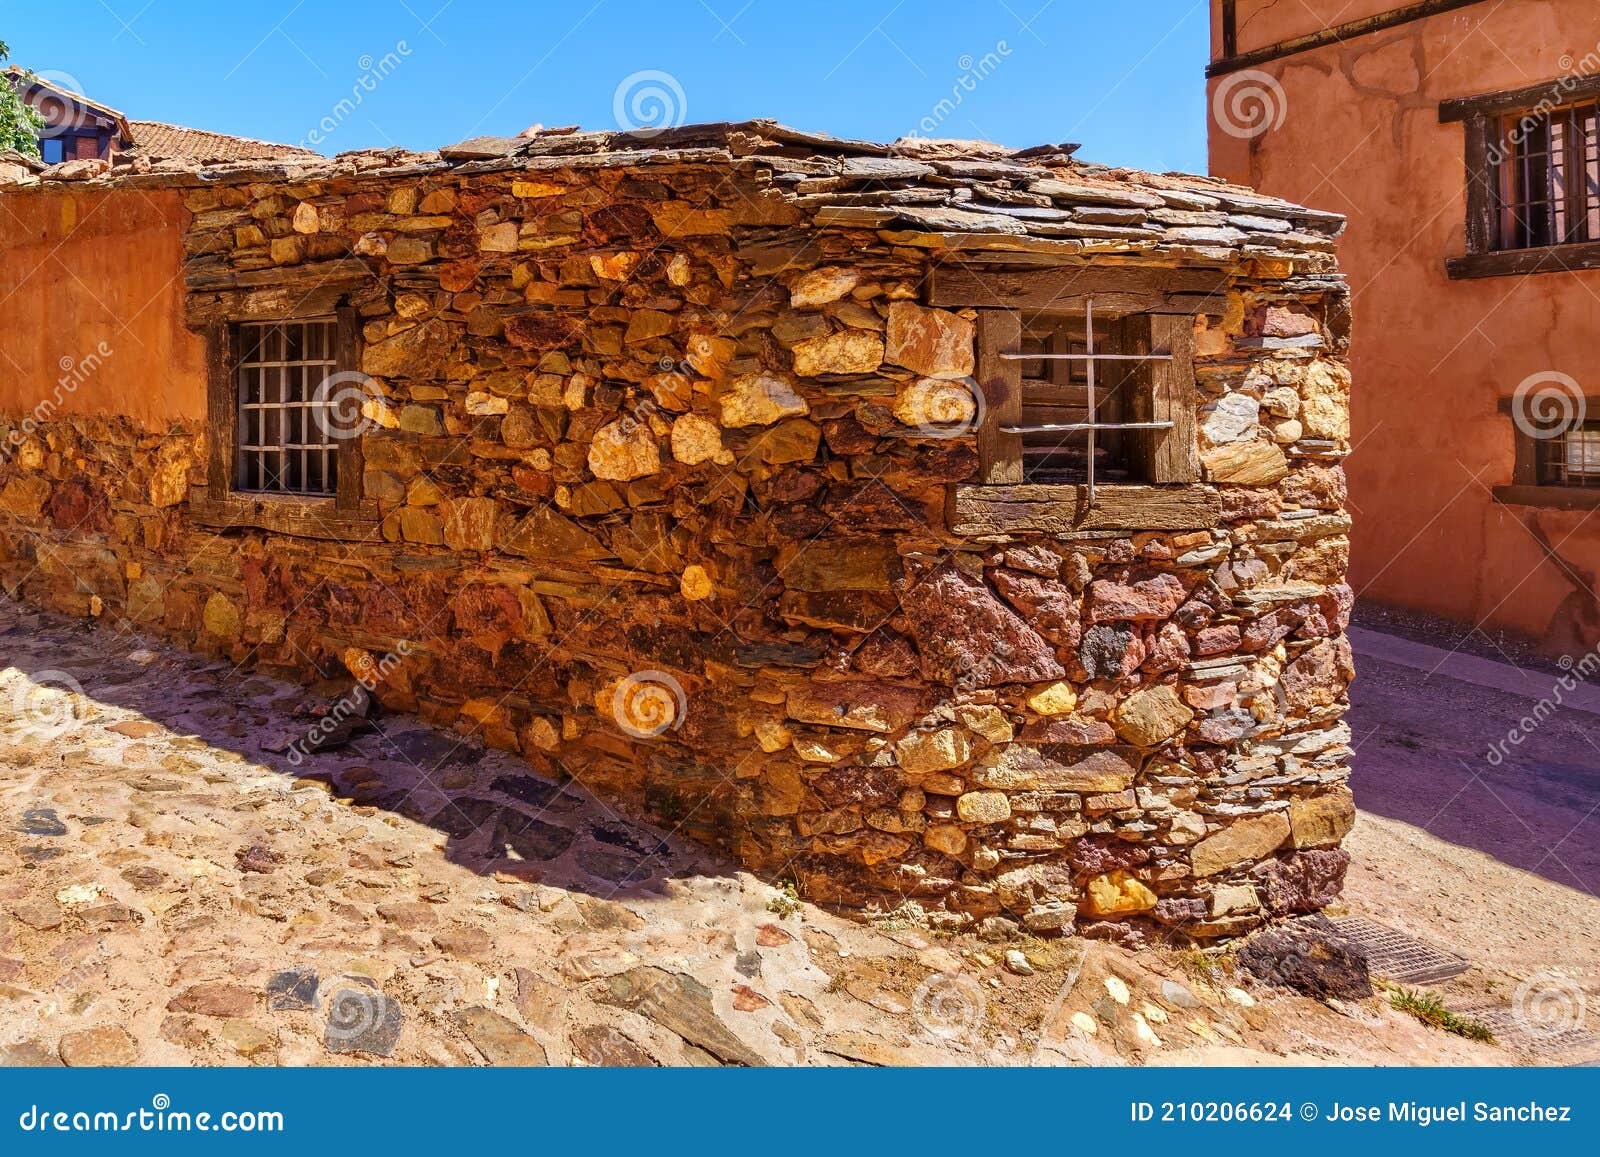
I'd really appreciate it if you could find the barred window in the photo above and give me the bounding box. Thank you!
[1444,78,1600,278]
[1012,311,1139,486]
[1492,99,1600,251]
[1538,423,1600,489]
[971,299,1197,495]
[234,319,339,497]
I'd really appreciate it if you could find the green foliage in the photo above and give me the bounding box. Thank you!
[0,41,47,158]
[1389,987,1496,1043]
[765,880,803,919]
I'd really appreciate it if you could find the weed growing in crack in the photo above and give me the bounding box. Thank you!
[1388,987,1496,1042]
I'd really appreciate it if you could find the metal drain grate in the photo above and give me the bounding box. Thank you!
[1330,916,1471,984]
[1452,1004,1600,1060]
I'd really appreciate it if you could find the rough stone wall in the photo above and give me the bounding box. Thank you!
[0,143,1355,941]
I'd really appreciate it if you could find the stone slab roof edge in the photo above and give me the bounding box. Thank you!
[0,118,1346,247]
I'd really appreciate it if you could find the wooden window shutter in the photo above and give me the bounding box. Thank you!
[975,310,1023,484]
[1463,114,1497,255]
[1120,313,1199,484]
[334,306,364,512]
[205,323,236,503]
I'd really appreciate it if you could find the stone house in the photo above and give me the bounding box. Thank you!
[0,119,1354,940]
[1209,0,1600,655]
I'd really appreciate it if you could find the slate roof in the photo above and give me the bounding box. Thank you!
[0,118,1345,263]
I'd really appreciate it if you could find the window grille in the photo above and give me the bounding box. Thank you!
[234,319,340,497]
[998,300,1174,502]
[1493,99,1600,251]
[1537,423,1600,489]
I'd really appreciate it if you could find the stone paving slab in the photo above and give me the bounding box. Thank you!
[0,599,1535,1067]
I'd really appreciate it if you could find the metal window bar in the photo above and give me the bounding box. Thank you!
[235,319,339,497]
[1496,99,1600,251]
[1538,425,1600,489]
[998,299,1172,504]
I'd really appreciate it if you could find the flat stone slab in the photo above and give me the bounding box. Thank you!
[323,983,404,1057]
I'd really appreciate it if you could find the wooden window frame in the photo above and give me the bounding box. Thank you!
[1444,73,1600,280]
[947,294,1219,535]
[972,308,1199,487]
[1493,396,1600,511]
[189,306,380,541]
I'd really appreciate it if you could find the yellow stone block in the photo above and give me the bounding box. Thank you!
[1026,680,1078,717]
[1083,871,1157,916]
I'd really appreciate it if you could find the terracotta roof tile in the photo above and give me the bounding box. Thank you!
[125,121,317,164]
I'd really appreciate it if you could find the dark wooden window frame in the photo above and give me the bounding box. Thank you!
[189,306,379,541]
[1444,73,1600,280]
[929,264,1221,535]
[1493,395,1600,511]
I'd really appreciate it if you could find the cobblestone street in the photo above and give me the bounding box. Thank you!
[2,600,1595,1066]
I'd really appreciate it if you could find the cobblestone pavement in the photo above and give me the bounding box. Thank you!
[0,600,1579,1066]
[1349,641,1600,897]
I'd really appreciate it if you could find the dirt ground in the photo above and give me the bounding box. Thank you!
[0,598,1595,1067]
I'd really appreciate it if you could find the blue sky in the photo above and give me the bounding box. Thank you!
[1,0,1211,173]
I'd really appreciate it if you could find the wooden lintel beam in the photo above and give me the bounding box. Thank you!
[1440,72,1600,124]
[1206,0,1490,78]
[929,265,1230,315]
[947,482,1222,535]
